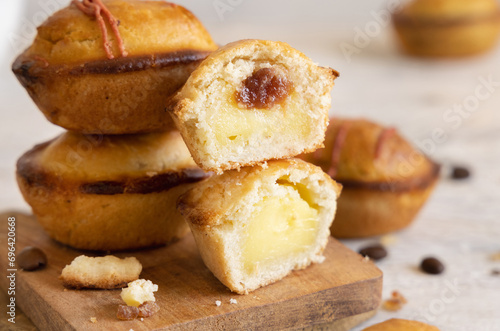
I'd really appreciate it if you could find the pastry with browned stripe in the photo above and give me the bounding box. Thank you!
[12,0,217,134]
[393,0,500,57]
[17,130,209,250]
[299,118,440,238]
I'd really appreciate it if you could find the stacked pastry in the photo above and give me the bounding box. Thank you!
[13,0,217,250]
[167,39,342,294]
[13,0,342,295]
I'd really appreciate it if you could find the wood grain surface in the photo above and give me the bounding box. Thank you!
[0,211,382,331]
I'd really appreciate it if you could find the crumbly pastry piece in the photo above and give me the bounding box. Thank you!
[12,0,217,134]
[392,0,500,57]
[299,118,440,238]
[362,318,440,331]
[178,159,341,294]
[16,130,209,250]
[60,255,142,289]
[121,279,158,307]
[168,39,338,173]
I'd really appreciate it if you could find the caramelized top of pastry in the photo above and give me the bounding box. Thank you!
[398,0,500,20]
[300,118,437,183]
[22,0,217,64]
[38,130,198,182]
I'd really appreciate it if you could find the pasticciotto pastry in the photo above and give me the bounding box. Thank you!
[299,118,440,238]
[392,0,500,57]
[362,318,440,331]
[177,159,341,294]
[12,0,217,134]
[168,39,339,173]
[17,130,209,251]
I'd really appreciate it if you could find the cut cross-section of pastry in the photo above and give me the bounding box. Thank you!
[177,159,342,294]
[167,39,339,173]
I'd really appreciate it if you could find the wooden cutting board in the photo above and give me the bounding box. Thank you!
[0,211,382,330]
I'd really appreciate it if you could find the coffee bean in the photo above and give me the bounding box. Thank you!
[359,244,387,261]
[18,247,47,271]
[451,166,470,180]
[420,257,444,275]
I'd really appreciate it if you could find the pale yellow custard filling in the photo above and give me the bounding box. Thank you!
[243,182,319,274]
[209,91,310,147]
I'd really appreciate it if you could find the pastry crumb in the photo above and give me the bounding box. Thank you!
[215,300,222,306]
[118,280,159,321]
[90,317,97,323]
[121,279,158,307]
[383,291,407,311]
[229,298,237,304]
[140,318,144,321]
[60,255,142,289]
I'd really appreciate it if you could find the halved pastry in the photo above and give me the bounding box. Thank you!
[16,130,209,251]
[167,39,339,173]
[299,118,440,238]
[177,159,341,294]
[12,0,217,134]
[392,0,500,57]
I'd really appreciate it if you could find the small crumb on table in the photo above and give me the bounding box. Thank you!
[90,317,97,323]
[383,291,407,311]
[229,298,238,304]
[215,300,222,306]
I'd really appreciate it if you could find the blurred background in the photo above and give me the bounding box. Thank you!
[1,1,499,330]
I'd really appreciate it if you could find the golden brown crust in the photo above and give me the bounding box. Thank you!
[362,318,440,331]
[330,177,438,238]
[300,118,438,185]
[13,0,218,134]
[299,118,440,238]
[16,131,209,251]
[392,0,500,57]
[23,0,217,64]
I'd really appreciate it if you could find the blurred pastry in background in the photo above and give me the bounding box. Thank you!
[12,0,217,134]
[16,130,209,251]
[167,39,338,174]
[299,118,440,238]
[392,0,500,57]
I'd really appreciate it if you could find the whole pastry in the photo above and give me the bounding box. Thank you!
[12,0,217,134]
[299,118,440,238]
[17,130,209,250]
[392,0,500,57]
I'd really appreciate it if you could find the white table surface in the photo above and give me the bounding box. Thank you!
[1,1,499,330]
